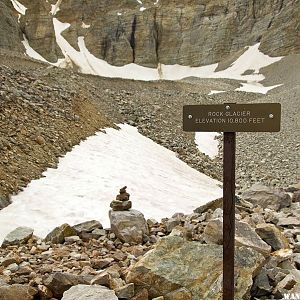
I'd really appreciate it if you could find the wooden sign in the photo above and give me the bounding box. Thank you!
[183,103,281,132]
[182,103,281,300]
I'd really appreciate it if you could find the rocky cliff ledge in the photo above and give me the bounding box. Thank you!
[1,0,299,67]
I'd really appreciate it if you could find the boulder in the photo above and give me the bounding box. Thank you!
[255,223,289,250]
[43,272,93,298]
[62,284,118,300]
[165,218,181,233]
[126,236,265,299]
[115,283,135,299]
[202,218,223,244]
[44,223,77,244]
[241,184,292,211]
[193,198,223,214]
[203,218,271,255]
[251,268,273,297]
[0,284,37,300]
[109,209,148,244]
[73,220,103,235]
[2,227,33,247]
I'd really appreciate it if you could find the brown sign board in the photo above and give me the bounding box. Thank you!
[183,103,281,132]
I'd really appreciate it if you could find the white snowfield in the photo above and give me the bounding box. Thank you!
[195,132,220,159]
[0,125,222,244]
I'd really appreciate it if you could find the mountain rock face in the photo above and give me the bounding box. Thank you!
[1,0,299,67]
[0,0,23,53]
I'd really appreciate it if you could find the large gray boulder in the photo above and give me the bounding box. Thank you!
[2,226,33,247]
[109,209,148,244]
[62,285,118,300]
[126,236,265,300]
[203,218,271,255]
[241,184,292,211]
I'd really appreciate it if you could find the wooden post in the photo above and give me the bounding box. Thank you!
[223,132,236,300]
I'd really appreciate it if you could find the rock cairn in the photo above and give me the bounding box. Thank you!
[110,186,132,211]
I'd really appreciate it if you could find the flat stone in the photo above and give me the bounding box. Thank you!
[62,284,118,300]
[110,200,132,211]
[73,220,103,234]
[65,236,81,243]
[2,227,34,247]
[277,217,300,227]
[193,198,223,214]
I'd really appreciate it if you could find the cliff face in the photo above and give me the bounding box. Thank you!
[1,0,299,67]
[0,0,23,53]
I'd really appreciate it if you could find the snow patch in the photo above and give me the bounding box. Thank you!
[22,35,48,63]
[51,0,62,15]
[208,90,226,95]
[10,0,27,15]
[154,0,160,4]
[22,34,65,67]
[195,132,220,159]
[140,7,146,11]
[117,12,122,16]
[0,124,222,243]
[136,0,143,4]
[81,22,91,29]
[236,82,283,94]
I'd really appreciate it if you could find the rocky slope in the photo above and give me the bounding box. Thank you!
[0,51,113,204]
[0,184,299,299]
[0,50,299,204]
[0,0,299,67]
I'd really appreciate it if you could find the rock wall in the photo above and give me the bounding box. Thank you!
[1,0,299,67]
[0,0,24,53]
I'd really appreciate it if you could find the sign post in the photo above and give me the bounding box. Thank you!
[223,131,236,300]
[183,103,281,300]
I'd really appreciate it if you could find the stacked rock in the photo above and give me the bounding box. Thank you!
[110,186,132,211]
